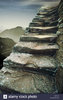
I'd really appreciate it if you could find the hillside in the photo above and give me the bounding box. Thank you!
[0,26,25,42]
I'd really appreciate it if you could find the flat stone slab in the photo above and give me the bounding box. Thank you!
[20,34,57,43]
[0,67,57,93]
[29,20,58,27]
[37,12,58,17]
[37,8,58,16]
[32,18,44,22]
[29,26,58,30]
[29,22,44,27]
[35,15,58,20]
[39,6,58,12]
[4,53,58,72]
[13,42,59,54]
[27,26,58,33]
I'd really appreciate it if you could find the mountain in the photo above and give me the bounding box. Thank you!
[0,26,25,42]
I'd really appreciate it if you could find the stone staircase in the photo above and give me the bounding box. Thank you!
[0,5,59,93]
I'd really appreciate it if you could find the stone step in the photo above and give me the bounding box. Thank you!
[35,15,45,18]
[32,18,45,22]
[35,15,58,22]
[37,11,48,15]
[0,67,57,93]
[25,32,57,35]
[37,9,58,16]
[29,22,44,27]
[20,34,57,43]
[32,16,58,22]
[39,7,58,13]
[39,6,58,12]
[38,6,58,14]
[13,42,59,55]
[4,53,58,72]
[26,26,58,33]
[29,20,58,27]
[29,26,58,30]
[37,12,58,17]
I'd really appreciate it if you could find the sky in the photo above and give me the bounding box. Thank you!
[0,0,60,30]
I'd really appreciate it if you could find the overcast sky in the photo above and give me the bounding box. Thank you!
[0,0,60,30]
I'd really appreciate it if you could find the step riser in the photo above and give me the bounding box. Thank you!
[36,16,58,21]
[37,10,58,16]
[37,12,58,17]
[3,61,57,75]
[20,37,57,43]
[39,7,58,12]
[27,28,58,33]
[29,23,44,27]
[32,18,58,22]
[29,22,58,27]
[13,47,58,55]
[3,53,58,71]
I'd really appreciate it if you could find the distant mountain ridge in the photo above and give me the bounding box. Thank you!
[0,26,25,42]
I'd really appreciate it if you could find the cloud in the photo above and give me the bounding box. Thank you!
[0,0,60,29]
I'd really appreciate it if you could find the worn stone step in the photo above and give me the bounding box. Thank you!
[47,21,58,26]
[32,18,45,22]
[39,7,58,13]
[37,11,48,15]
[29,26,58,30]
[26,26,58,33]
[25,32,57,35]
[0,67,57,93]
[13,42,59,55]
[38,6,58,14]
[39,6,58,12]
[32,16,58,23]
[32,17,57,23]
[29,20,58,27]
[35,15,45,18]
[35,15,58,22]
[37,11,58,17]
[4,53,58,72]
[20,34,57,43]
[29,22,44,27]
[37,10,58,16]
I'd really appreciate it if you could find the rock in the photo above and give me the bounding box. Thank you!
[59,23,63,28]
[4,53,58,73]
[0,90,2,93]
[0,37,15,69]
[39,6,58,13]
[37,8,58,16]
[32,18,45,22]
[0,67,57,93]
[56,67,63,93]
[20,34,57,43]
[29,22,44,27]
[35,15,58,22]
[13,42,58,55]
[29,20,58,27]
[55,0,63,93]
[37,11,58,17]
[26,26,58,34]
[56,34,63,66]
[0,37,15,57]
